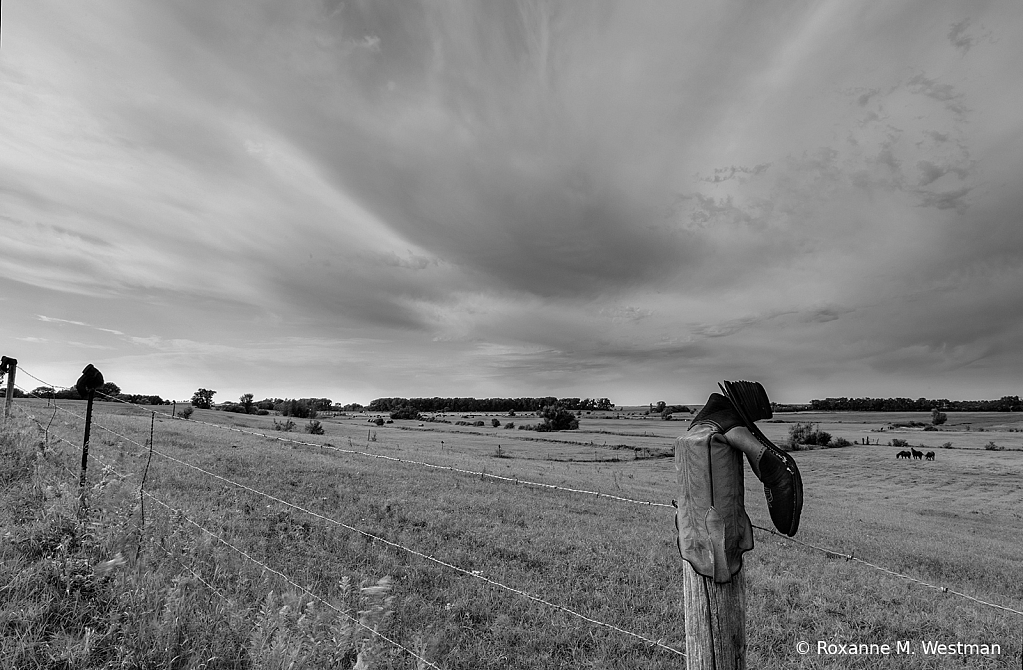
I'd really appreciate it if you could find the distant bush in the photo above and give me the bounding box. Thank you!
[891,438,909,447]
[931,409,947,426]
[941,442,954,449]
[305,420,324,435]
[832,437,852,448]
[984,441,1004,451]
[788,422,831,448]
[504,422,515,429]
[537,404,579,431]
[492,418,502,428]
[255,409,269,416]
[179,406,194,419]
[374,417,384,426]
[274,419,296,432]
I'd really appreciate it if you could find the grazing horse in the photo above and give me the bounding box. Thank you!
[910,447,923,460]
[925,451,935,461]
[896,450,911,459]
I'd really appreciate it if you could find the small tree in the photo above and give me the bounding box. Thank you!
[537,404,579,431]
[931,409,947,426]
[240,393,254,414]
[191,388,216,409]
[96,382,121,400]
[32,386,55,400]
[491,418,502,428]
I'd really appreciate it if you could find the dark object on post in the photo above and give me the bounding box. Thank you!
[675,423,753,583]
[76,364,104,514]
[76,364,104,399]
[719,380,803,536]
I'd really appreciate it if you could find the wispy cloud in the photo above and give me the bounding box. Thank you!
[2,1,1022,403]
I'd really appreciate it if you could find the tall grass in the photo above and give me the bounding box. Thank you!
[5,401,1021,668]
[0,417,412,669]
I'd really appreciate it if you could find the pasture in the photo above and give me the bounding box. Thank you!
[3,400,1021,668]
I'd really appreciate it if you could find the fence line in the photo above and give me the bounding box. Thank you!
[15,397,685,658]
[79,449,439,669]
[749,522,1023,618]
[10,378,1023,624]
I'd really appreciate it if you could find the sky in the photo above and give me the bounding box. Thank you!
[2,1,1022,406]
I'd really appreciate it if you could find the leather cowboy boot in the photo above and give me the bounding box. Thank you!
[75,364,105,399]
[693,383,803,537]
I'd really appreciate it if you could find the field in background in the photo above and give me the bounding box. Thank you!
[3,400,1021,668]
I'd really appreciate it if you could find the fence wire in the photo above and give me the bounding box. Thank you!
[11,371,1023,624]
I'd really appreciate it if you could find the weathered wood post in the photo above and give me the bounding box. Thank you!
[675,421,751,668]
[1,356,16,424]
[674,380,803,670]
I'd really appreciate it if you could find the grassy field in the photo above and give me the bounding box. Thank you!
[3,400,1022,668]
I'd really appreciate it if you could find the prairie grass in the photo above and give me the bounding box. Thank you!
[4,401,1022,668]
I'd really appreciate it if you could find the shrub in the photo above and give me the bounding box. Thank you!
[504,422,515,429]
[788,422,831,448]
[931,409,947,426]
[255,409,269,416]
[305,420,324,435]
[473,421,485,427]
[941,441,953,449]
[491,418,502,428]
[179,406,194,419]
[984,441,1004,451]
[374,417,384,426]
[832,437,851,448]
[891,438,909,447]
[537,404,579,431]
[274,419,296,432]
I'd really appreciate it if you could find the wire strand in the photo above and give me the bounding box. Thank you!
[13,378,1023,623]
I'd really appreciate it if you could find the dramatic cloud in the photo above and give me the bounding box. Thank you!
[2,0,1022,404]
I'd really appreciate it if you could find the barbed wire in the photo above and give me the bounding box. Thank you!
[15,393,684,657]
[749,522,1023,618]
[78,449,438,669]
[11,375,1023,623]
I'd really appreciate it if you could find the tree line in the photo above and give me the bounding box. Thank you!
[25,384,167,405]
[809,396,1023,412]
[366,396,615,413]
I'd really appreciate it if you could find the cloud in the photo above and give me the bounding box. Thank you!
[3,0,1023,403]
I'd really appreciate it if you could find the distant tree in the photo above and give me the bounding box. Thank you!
[96,382,121,400]
[389,405,421,420]
[240,393,254,414]
[31,386,55,399]
[931,409,947,426]
[491,418,501,428]
[655,401,666,413]
[191,388,216,409]
[537,403,579,431]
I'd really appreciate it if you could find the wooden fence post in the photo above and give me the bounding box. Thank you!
[675,422,750,669]
[2,356,16,424]
[682,562,746,668]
